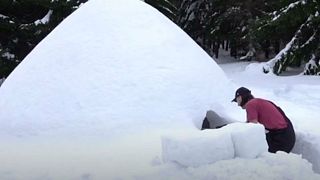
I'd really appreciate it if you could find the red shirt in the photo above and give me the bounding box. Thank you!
[245,98,287,130]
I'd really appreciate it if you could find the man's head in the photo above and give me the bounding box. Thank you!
[232,87,253,107]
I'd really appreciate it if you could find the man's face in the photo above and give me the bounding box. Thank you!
[236,95,245,109]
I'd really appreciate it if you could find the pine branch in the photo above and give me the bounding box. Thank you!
[263,16,312,74]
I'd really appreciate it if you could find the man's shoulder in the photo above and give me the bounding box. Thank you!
[251,98,268,103]
[247,98,267,106]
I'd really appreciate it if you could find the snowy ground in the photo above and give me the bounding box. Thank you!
[0,0,319,179]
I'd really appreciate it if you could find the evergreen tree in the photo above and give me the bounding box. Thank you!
[144,0,178,21]
[176,0,216,56]
[256,0,320,75]
[175,0,269,59]
[0,0,87,78]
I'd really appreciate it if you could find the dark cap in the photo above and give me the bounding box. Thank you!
[231,87,251,102]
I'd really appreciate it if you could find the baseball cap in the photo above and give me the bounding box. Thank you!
[231,87,251,102]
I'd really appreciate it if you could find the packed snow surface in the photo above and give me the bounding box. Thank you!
[0,0,319,179]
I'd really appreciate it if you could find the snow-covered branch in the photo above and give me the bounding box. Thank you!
[263,15,312,74]
[303,54,320,75]
[34,10,53,25]
[263,37,295,74]
[271,1,302,21]
[0,14,8,19]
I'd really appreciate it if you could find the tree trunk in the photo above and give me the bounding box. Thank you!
[230,39,237,58]
[215,39,220,59]
[226,40,229,51]
[264,40,271,59]
[274,40,280,54]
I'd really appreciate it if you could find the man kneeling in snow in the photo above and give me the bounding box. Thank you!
[231,87,295,153]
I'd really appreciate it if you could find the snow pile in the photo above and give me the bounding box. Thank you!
[162,123,267,167]
[0,0,232,138]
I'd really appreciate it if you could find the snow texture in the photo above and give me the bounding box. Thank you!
[162,123,267,167]
[224,123,268,158]
[162,129,234,167]
[0,0,319,179]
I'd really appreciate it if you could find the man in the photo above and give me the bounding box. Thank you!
[232,87,295,153]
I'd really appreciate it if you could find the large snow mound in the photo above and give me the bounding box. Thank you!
[0,0,232,137]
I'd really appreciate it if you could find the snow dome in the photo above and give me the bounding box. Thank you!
[0,0,232,137]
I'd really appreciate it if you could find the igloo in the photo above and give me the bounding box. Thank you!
[0,0,235,179]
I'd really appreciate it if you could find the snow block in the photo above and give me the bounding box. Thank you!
[161,130,234,167]
[224,122,268,158]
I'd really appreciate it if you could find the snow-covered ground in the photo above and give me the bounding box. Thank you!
[0,0,319,179]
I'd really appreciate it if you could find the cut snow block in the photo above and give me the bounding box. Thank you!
[223,122,268,158]
[161,130,234,167]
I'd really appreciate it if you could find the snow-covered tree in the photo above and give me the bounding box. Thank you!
[144,0,178,21]
[175,0,270,59]
[0,0,87,78]
[176,0,217,56]
[257,0,320,75]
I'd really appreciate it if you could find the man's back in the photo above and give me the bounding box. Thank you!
[245,98,287,130]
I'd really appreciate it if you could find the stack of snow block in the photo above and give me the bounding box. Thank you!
[161,123,268,167]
